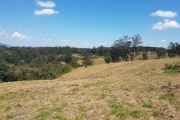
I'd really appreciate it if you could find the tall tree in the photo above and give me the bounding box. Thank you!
[131,34,143,56]
[110,36,131,62]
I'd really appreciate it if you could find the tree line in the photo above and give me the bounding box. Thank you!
[0,35,180,82]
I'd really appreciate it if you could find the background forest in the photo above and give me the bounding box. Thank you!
[0,35,180,82]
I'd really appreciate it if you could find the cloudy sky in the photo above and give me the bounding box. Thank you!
[0,0,180,48]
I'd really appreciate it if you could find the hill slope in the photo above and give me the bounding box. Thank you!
[0,58,180,120]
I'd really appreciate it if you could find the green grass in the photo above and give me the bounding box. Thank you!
[74,113,87,120]
[108,99,129,119]
[107,98,144,119]
[83,81,104,88]
[53,115,67,120]
[52,107,62,112]
[34,111,50,120]
[142,103,153,108]
[159,94,176,102]
[130,110,143,118]
[153,110,165,117]
[6,114,15,119]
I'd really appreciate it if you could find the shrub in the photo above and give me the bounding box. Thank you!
[165,63,180,71]
[104,56,111,63]
[142,52,148,60]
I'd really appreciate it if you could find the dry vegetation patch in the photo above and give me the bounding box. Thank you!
[0,58,180,119]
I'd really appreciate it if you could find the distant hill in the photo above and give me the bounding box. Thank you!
[0,43,9,47]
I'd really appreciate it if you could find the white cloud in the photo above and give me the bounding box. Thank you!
[11,32,31,40]
[150,10,177,18]
[160,39,166,43]
[0,30,7,36]
[18,28,21,30]
[28,30,31,32]
[48,39,52,42]
[34,9,59,15]
[37,0,56,8]
[152,19,180,30]
[61,40,70,43]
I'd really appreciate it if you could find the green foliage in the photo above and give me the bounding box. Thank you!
[142,103,153,108]
[142,52,148,60]
[153,110,165,117]
[82,51,94,67]
[74,113,87,120]
[130,110,143,118]
[53,115,67,120]
[168,42,180,57]
[159,94,176,102]
[156,48,167,58]
[34,111,50,120]
[6,114,15,119]
[165,63,180,72]
[110,36,131,62]
[104,56,111,63]
[108,99,129,119]
[110,35,142,62]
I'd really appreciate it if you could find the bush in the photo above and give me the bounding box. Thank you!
[142,52,148,60]
[165,63,180,71]
[104,56,111,63]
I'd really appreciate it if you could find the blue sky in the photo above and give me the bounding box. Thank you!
[0,0,180,48]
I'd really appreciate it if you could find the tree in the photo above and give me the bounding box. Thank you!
[110,36,131,62]
[142,51,148,60]
[81,50,94,67]
[131,34,143,48]
[168,42,177,58]
[131,34,143,56]
[155,48,167,58]
[104,56,111,63]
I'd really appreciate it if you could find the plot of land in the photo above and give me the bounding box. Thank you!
[0,58,180,120]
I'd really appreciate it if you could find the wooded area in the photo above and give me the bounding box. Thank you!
[0,35,180,82]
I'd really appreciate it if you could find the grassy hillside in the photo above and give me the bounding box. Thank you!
[0,58,180,120]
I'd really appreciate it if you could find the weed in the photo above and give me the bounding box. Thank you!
[142,103,153,108]
[153,110,165,117]
[74,113,87,120]
[159,94,176,102]
[108,99,129,119]
[6,114,15,119]
[71,91,78,95]
[83,81,103,88]
[52,107,62,112]
[130,110,143,118]
[34,111,50,120]
[123,88,131,92]
[61,102,68,107]
[79,105,87,112]
[53,115,67,120]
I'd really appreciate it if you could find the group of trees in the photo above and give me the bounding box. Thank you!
[105,34,180,63]
[0,46,95,82]
[0,34,180,82]
[109,34,143,62]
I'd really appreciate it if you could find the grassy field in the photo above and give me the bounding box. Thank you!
[0,57,180,120]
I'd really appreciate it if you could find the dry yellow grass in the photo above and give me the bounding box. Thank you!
[0,58,180,120]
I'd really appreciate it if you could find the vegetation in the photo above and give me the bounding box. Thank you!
[165,62,180,72]
[156,48,167,58]
[142,51,148,60]
[104,56,111,63]
[0,37,179,83]
[0,58,180,119]
[168,42,180,57]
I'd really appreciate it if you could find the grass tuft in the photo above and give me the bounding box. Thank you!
[142,103,153,108]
